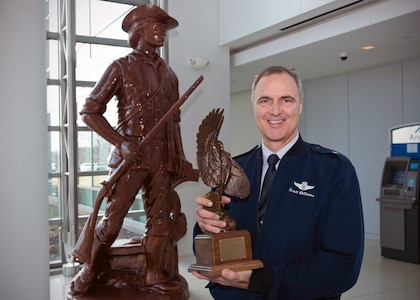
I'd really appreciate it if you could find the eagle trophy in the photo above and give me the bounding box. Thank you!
[196,108,250,231]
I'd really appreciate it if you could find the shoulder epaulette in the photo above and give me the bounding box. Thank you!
[310,144,341,156]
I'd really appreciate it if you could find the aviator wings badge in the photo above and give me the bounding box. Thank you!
[294,181,315,191]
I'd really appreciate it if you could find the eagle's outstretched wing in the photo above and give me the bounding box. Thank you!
[196,108,224,189]
[196,108,250,199]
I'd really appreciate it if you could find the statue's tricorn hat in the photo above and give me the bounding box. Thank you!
[122,4,179,33]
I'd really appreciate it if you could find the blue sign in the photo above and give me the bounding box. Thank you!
[390,123,420,159]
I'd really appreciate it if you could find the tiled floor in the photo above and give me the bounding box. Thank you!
[342,239,420,300]
[51,239,420,299]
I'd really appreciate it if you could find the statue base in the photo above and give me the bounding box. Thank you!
[67,240,188,300]
[66,281,188,300]
[188,230,263,276]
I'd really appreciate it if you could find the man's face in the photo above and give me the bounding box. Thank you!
[143,20,167,48]
[252,72,302,152]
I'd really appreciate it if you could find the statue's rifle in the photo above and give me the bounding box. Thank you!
[72,75,204,263]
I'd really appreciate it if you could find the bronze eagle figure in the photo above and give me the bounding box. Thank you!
[196,108,250,203]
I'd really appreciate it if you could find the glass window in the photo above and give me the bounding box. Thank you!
[48,131,60,173]
[75,0,131,39]
[48,176,61,263]
[45,0,58,33]
[46,40,59,81]
[78,131,113,168]
[76,43,131,82]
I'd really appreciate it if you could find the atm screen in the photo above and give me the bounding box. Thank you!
[391,169,405,185]
[410,162,419,170]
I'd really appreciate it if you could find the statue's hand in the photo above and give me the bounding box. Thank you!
[119,140,143,164]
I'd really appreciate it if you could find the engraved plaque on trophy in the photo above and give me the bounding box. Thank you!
[188,109,263,276]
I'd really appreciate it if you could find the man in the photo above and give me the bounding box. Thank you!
[70,4,195,295]
[192,66,364,299]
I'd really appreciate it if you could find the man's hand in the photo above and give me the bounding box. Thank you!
[192,269,252,290]
[195,195,231,233]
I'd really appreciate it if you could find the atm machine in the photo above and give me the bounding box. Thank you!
[377,123,420,263]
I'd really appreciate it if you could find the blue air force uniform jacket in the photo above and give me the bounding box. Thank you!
[194,136,364,299]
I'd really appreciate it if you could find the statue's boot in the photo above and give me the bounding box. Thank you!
[70,238,109,295]
[144,235,181,293]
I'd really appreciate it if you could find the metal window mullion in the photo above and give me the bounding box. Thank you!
[57,0,69,264]
[57,0,79,264]
[65,0,79,250]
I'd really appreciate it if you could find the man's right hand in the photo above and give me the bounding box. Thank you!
[195,195,231,233]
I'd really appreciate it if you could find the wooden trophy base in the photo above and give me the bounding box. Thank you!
[188,230,263,276]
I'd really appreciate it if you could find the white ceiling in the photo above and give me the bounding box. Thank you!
[229,8,420,94]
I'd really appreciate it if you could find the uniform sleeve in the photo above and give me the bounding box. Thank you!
[80,61,122,115]
[270,156,364,299]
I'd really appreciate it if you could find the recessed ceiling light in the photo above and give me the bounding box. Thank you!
[361,45,376,50]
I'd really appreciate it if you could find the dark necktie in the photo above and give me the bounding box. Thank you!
[258,154,280,226]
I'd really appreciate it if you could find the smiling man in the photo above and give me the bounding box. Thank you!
[251,69,302,153]
[192,66,365,299]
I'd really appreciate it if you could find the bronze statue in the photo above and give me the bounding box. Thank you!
[68,4,200,299]
[196,108,250,231]
[188,109,261,277]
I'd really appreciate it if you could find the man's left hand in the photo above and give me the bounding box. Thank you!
[192,269,252,290]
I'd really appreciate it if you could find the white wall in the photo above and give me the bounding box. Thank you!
[227,0,420,71]
[219,0,345,46]
[0,1,50,300]
[230,58,420,240]
[230,91,260,156]
[347,63,404,239]
[167,0,231,257]
[403,59,420,122]
[305,75,349,155]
